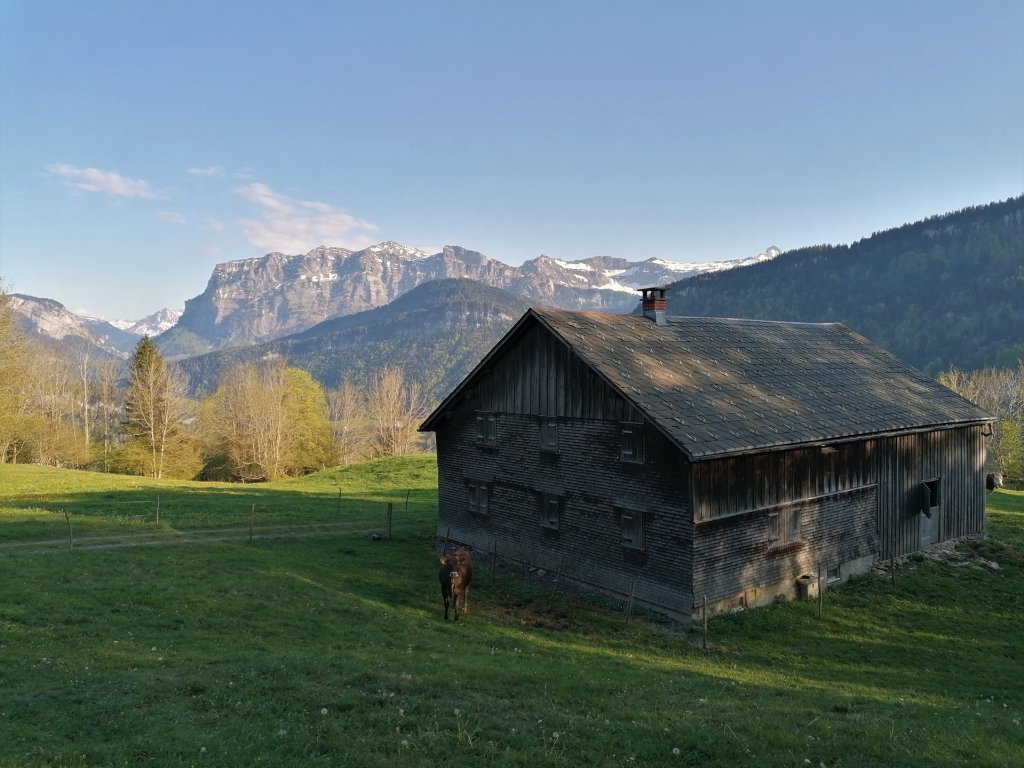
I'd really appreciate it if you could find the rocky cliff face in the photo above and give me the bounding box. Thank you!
[9,294,138,359]
[157,241,779,355]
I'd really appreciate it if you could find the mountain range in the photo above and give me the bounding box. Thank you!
[8,195,1022,398]
[7,295,180,360]
[154,242,779,356]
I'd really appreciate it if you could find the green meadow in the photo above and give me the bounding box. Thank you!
[1,458,1021,767]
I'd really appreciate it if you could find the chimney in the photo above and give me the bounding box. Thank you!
[639,287,668,326]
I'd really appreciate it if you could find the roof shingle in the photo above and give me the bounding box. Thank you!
[532,308,990,459]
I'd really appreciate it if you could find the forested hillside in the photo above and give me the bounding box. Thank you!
[174,279,531,401]
[668,197,1024,374]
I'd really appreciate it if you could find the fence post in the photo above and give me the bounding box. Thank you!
[62,508,73,550]
[817,563,824,619]
[550,555,564,599]
[625,578,637,624]
[702,595,708,650]
[491,538,497,584]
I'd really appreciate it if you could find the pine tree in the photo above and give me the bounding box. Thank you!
[122,336,188,477]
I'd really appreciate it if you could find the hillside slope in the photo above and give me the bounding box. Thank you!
[667,196,1024,374]
[173,279,533,400]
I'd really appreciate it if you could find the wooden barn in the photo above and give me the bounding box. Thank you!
[419,290,993,619]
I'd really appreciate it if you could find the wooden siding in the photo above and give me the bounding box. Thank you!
[874,426,987,559]
[471,322,642,422]
[692,485,879,606]
[692,442,873,521]
[436,410,696,617]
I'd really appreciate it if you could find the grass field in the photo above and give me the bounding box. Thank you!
[1,459,1022,767]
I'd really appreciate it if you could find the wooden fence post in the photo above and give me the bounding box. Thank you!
[491,538,497,584]
[702,595,709,650]
[62,508,73,550]
[817,563,824,619]
[625,578,637,624]
[550,556,564,599]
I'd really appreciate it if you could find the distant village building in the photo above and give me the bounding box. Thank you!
[420,289,993,619]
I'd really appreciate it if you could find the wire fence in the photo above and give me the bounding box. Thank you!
[0,488,437,551]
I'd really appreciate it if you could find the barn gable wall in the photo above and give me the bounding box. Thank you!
[470,321,644,421]
[436,411,696,617]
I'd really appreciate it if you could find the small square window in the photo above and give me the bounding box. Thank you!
[827,565,841,583]
[768,506,801,548]
[621,422,644,463]
[921,478,940,511]
[475,412,497,447]
[620,509,644,550]
[468,480,490,515]
[540,419,559,452]
[539,492,561,530]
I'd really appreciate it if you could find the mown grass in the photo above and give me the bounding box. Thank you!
[0,464,1021,768]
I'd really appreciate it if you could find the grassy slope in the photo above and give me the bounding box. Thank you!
[0,463,1021,768]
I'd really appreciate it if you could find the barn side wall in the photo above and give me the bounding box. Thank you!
[691,486,879,616]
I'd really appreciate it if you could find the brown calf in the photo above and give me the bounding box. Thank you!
[439,548,473,621]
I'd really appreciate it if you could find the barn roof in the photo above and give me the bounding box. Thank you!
[421,308,992,460]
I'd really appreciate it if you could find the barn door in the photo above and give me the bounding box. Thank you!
[919,479,940,547]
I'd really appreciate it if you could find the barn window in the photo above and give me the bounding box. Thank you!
[475,412,498,447]
[539,419,559,452]
[619,509,645,550]
[921,478,940,513]
[767,506,801,548]
[620,422,645,463]
[467,480,490,515]
[538,492,562,530]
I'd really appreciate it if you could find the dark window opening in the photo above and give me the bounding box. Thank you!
[619,509,645,550]
[475,412,497,447]
[468,480,490,515]
[540,419,559,452]
[621,422,645,463]
[539,492,562,530]
[921,478,940,514]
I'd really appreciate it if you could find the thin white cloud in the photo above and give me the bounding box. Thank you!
[236,182,379,254]
[46,163,155,198]
[188,165,226,177]
[158,210,186,225]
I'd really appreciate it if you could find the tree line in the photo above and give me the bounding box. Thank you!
[2,286,1021,484]
[0,289,430,480]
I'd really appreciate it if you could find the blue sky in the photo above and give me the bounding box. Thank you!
[1,1,1022,320]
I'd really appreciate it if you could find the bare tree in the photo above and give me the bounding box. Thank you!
[364,367,428,458]
[327,379,369,465]
[940,364,1024,481]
